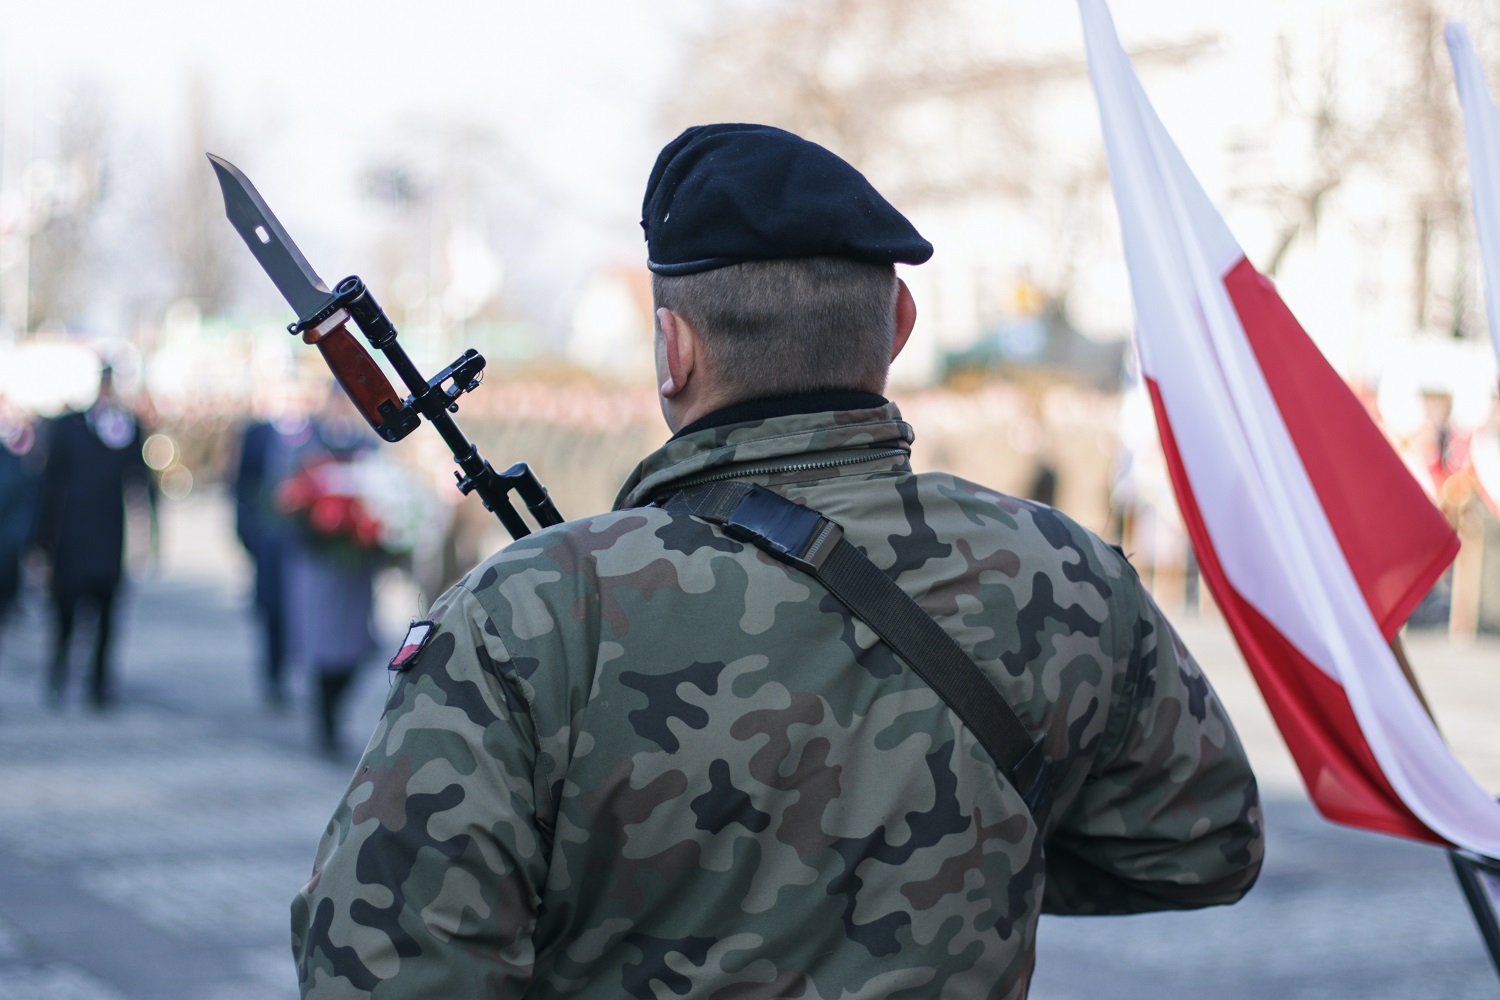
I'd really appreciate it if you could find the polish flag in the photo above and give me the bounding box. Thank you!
[1448,21,1500,365]
[1080,0,1500,857]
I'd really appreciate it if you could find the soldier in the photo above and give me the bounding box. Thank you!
[293,124,1263,999]
[35,363,155,710]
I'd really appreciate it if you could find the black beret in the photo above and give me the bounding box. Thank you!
[642,123,933,275]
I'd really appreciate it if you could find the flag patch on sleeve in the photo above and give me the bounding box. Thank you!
[389,620,436,672]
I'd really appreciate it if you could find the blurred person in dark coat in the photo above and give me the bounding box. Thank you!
[0,400,41,664]
[36,364,156,709]
[233,389,313,710]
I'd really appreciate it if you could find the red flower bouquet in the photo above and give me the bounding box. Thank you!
[277,458,398,564]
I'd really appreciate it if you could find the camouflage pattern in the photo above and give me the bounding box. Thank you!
[292,401,1263,999]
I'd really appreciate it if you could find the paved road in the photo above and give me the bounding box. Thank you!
[0,495,393,1000]
[0,491,1495,999]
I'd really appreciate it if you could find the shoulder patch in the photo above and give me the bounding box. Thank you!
[388,620,437,672]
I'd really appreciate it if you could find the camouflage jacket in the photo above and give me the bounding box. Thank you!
[292,400,1262,1000]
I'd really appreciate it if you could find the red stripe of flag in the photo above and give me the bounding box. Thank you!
[1222,260,1460,639]
[1147,374,1444,844]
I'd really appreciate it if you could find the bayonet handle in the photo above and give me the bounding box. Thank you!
[302,309,412,442]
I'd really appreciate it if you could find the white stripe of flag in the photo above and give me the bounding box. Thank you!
[1448,21,1500,365]
[1080,0,1500,858]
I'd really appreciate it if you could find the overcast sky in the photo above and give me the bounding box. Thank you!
[0,0,721,334]
[2,0,702,191]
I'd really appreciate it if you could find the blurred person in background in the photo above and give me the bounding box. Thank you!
[233,385,312,710]
[36,362,156,710]
[293,124,1262,999]
[0,398,41,667]
[277,384,379,755]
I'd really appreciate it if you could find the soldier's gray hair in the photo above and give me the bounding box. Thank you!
[652,257,898,399]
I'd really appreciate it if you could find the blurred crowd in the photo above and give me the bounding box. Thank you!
[0,355,449,754]
[0,344,1497,758]
[1398,390,1500,634]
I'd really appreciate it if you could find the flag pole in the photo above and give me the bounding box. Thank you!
[1391,630,1500,979]
[1392,631,1500,978]
[1387,635,1437,728]
[1450,849,1500,983]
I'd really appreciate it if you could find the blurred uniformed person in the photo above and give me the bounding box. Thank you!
[36,364,154,710]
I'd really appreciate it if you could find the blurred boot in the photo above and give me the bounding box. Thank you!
[45,655,66,710]
[46,592,78,709]
[316,668,355,754]
[88,586,119,711]
[264,602,289,710]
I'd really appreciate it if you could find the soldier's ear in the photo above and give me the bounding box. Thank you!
[656,307,697,398]
[891,279,917,363]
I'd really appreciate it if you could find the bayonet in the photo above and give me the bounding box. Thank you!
[209,153,415,445]
[207,153,562,539]
[208,154,335,319]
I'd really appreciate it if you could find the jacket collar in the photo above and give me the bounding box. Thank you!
[613,399,914,510]
[671,390,890,439]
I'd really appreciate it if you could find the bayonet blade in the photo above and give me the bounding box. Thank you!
[207,153,335,319]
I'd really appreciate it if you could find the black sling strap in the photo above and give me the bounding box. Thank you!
[661,481,1051,821]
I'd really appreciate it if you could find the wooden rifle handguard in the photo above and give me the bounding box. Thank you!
[302,308,405,435]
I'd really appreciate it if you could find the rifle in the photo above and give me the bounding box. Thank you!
[207,154,561,540]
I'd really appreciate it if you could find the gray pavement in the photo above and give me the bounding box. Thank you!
[0,490,1495,999]
[0,495,394,1000]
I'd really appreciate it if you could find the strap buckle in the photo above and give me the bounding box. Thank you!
[724,485,844,572]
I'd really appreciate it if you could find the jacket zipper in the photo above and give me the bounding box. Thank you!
[672,448,909,490]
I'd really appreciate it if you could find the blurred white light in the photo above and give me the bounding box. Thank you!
[160,465,193,501]
[0,341,101,415]
[142,433,177,471]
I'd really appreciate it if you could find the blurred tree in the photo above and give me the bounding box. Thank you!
[1402,0,1472,339]
[670,0,1500,349]
[663,0,1212,313]
[1251,0,1497,340]
[357,117,568,355]
[20,86,110,331]
[167,79,234,317]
